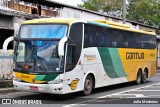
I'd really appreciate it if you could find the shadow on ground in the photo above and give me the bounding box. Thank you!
[15,81,152,104]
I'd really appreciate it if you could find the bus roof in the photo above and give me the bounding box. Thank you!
[22,18,78,25]
[22,18,156,36]
[93,20,156,36]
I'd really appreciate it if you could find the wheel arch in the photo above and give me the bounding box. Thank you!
[135,67,142,75]
[82,71,96,90]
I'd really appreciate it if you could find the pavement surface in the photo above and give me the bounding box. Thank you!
[0,72,160,107]
[0,88,14,95]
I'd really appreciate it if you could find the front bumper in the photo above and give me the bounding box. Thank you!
[13,80,64,94]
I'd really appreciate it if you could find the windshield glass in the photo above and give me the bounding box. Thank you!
[14,24,68,73]
[15,40,63,72]
[19,24,68,38]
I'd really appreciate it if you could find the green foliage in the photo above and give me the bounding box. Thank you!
[78,0,100,11]
[127,0,160,35]
[78,0,123,17]
[79,0,160,35]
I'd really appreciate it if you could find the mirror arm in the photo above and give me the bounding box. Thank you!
[58,37,68,56]
[3,36,14,55]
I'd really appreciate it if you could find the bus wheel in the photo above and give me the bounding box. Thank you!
[135,70,142,85]
[142,69,148,83]
[83,75,93,95]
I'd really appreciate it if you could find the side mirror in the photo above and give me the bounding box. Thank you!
[3,36,14,55]
[58,37,68,56]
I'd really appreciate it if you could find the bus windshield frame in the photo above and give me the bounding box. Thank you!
[14,24,69,74]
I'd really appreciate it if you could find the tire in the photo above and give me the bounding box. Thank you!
[83,75,93,95]
[142,70,147,83]
[135,70,142,85]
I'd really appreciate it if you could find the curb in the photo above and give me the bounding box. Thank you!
[0,87,15,95]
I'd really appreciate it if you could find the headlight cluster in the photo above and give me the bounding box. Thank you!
[48,79,63,84]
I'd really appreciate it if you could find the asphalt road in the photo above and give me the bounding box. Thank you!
[1,72,160,107]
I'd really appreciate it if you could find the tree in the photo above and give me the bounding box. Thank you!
[78,0,123,17]
[78,0,100,12]
[79,0,160,35]
[127,0,160,35]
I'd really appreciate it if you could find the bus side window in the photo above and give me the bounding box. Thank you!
[123,31,131,48]
[140,34,156,49]
[111,29,116,47]
[98,27,110,47]
[134,33,140,48]
[150,36,157,49]
[88,27,93,46]
[123,42,128,47]
[84,25,92,47]
[112,42,117,47]
[66,44,76,71]
[66,23,83,71]
[98,29,105,47]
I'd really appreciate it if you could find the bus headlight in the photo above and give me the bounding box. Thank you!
[48,79,63,84]
[13,77,21,82]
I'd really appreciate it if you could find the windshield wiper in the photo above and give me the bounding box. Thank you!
[23,43,35,64]
[25,45,48,72]
[34,56,48,72]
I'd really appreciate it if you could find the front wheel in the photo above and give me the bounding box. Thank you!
[83,75,93,95]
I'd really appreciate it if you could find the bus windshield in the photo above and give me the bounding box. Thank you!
[14,24,68,73]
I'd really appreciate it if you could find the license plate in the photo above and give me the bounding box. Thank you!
[30,86,38,91]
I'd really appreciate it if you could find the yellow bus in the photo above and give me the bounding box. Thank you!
[9,18,156,95]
